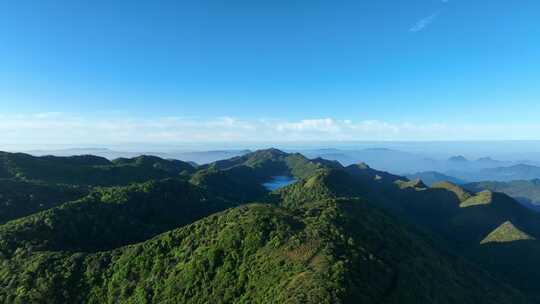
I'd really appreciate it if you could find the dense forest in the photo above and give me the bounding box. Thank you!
[1,149,540,303]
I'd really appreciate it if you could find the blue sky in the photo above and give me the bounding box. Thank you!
[0,0,539,146]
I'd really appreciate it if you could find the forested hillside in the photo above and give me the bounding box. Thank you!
[0,149,538,303]
[0,152,195,186]
[0,179,87,224]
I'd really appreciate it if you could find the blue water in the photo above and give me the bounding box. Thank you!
[262,176,297,191]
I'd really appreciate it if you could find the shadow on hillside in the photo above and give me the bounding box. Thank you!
[472,239,540,299]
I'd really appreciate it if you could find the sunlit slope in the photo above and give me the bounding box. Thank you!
[0,200,528,304]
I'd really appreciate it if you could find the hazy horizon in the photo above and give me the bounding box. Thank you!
[6,140,540,162]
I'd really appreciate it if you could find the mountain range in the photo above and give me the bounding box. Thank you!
[26,148,252,165]
[450,164,540,182]
[300,148,531,174]
[1,149,540,303]
[26,147,540,182]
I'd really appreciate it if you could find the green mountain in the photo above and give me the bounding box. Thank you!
[465,179,540,210]
[1,148,540,303]
[0,178,234,256]
[189,166,268,202]
[202,148,337,182]
[275,166,540,301]
[0,152,195,186]
[0,199,527,304]
[0,179,87,224]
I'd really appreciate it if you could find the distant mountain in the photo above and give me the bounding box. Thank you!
[301,148,438,174]
[170,149,251,164]
[300,148,526,175]
[448,155,468,162]
[451,164,540,182]
[464,179,540,211]
[27,147,145,159]
[27,148,252,164]
[406,171,466,186]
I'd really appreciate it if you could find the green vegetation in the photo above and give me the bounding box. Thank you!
[0,200,528,304]
[395,178,427,190]
[460,190,494,208]
[273,165,540,301]
[0,179,87,224]
[273,169,362,208]
[2,148,540,303]
[0,179,234,255]
[190,166,268,202]
[0,152,195,186]
[203,148,331,182]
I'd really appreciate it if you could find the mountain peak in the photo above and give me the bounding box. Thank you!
[354,162,371,169]
[480,221,536,244]
[249,148,288,158]
[448,155,468,162]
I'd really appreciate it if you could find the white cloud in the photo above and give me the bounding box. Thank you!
[276,119,341,133]
[0,113,539,149]
[410,13,439,32]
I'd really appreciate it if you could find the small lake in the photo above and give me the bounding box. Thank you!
[262,176,297,191]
